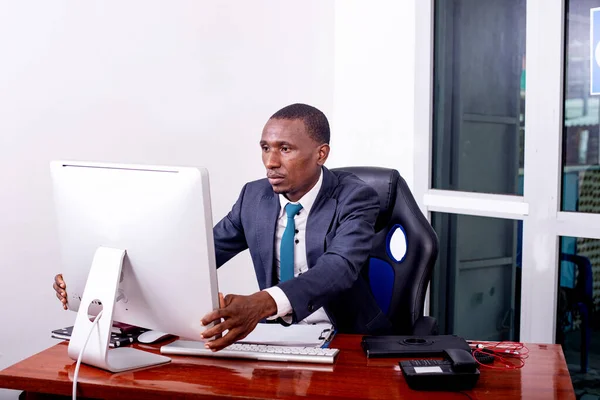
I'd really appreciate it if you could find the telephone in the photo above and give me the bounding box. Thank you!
[399,348,480,391]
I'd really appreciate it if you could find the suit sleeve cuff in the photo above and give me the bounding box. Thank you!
[263,286,293,319]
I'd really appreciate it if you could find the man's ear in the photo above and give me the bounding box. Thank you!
[317,144,330,166]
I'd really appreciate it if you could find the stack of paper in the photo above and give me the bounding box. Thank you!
[238,323,335,347]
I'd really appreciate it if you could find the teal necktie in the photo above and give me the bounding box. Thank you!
[280,202,303,282]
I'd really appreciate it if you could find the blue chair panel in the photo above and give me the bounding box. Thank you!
[368,257,395,315]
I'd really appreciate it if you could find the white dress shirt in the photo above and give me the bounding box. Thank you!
[264,169,331,325]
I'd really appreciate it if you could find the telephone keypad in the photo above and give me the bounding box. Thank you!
[406,359,451,367]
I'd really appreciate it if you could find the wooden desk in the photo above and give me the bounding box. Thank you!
[0,335,575,399]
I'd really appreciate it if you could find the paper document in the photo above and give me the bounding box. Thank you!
[238,323,335,347]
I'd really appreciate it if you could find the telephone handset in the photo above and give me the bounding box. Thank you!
[443,348,478,373]
[399,348,480,391]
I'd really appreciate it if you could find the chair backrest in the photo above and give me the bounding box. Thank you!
[332,166,439,334]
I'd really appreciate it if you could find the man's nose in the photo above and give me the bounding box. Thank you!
[264,151,280,169]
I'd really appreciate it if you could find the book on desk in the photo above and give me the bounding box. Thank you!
[51,324,150,348]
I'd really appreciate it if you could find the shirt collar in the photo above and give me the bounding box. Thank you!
[278,168,323,218]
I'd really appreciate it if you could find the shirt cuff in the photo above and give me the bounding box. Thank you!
[263,286,293,319]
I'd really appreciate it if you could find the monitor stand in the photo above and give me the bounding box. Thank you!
[67,247,171,373]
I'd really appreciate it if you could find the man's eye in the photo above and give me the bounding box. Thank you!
[281,146,290,152]
[261,146,269,152]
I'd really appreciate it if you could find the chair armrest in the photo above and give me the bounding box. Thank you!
[411,316,438,336]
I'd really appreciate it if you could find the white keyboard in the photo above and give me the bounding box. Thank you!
[160,340,339,364]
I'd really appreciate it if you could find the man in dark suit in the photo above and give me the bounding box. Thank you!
[54,103,391,351]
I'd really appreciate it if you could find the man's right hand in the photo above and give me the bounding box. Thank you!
[53,274,68,310]
[200,291,278,351]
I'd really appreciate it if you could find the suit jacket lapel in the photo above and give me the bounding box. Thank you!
[256,192,280,288]
[306,167,338,268]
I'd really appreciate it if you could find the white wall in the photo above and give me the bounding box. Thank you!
[331,0,415,187]
[0,1,414,398]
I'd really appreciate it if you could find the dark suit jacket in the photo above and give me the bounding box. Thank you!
[213,166,392,334]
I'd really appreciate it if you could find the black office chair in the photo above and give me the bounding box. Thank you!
[557,253,593,373]
[332,167,439,335]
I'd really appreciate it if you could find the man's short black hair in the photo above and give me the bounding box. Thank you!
[270,103,330,144]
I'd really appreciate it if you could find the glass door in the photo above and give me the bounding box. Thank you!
[558,0,600,394]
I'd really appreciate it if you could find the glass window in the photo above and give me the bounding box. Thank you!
[430,213,522,341]
[562,0,600,212]
[557,236,599,394]
[432,0,526,195]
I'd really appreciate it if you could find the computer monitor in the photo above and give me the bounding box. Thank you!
[50,161,220,372]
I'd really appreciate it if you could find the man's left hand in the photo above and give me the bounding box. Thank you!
[200,291,277,351]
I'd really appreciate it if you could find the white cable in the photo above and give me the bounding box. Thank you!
[72,310,104,400]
